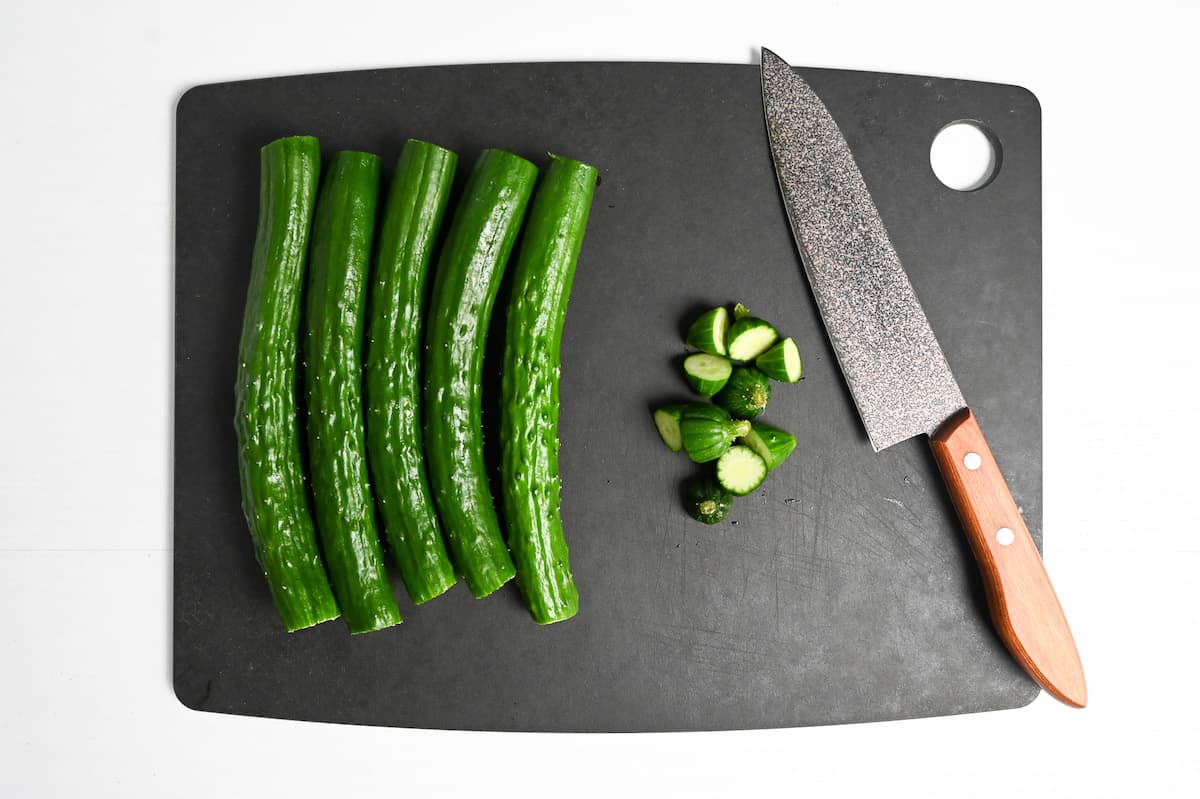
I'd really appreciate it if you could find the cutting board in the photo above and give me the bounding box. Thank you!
[174,61,1043,730]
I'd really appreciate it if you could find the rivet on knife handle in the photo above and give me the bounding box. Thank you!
[930,409,1087,707]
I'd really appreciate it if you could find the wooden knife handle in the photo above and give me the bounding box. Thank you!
[930,409,1087,708]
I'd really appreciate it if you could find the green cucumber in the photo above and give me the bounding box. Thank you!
[234,135,340,632]
[425,149,535,598]
[683,353,732,397]
[742,421,797,471]
[685,476,733,524]
[726,316,779,361]
[653,406,687,452]
[732,302,752,321]
[305,150,402,634]
[651,402,719,452]
[713,366,772,418]
[680,403,733,423]
[681,415,751,463]
[365,139,458,605]
[755,336,803,383]
[685,307,729,355]
[716,445,768,495]
[500,154,598,624]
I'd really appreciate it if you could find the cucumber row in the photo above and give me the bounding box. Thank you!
[653,303,806,524]
[235,136,597,631]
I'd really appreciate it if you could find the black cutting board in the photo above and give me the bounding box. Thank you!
[174,61,1042,730]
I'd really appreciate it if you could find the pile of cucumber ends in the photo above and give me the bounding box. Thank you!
[235,135,597,633]
[653,303,803,525]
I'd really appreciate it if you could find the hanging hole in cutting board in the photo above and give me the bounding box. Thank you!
[930,120,1001,191]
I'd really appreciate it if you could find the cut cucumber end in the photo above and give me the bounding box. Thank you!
[532,609,579,625]
[345,611,404,635]
[726,317,779,362]
[716,445,768,496]
[529,595,580,625]
[742,421,797,471]
[653,407,685,451]
[756,336,803,382]
[683,353,732,397]
[409,577,458,605]
[465,565,517,599]
[684,353,732,381]
[282,607,342,633]
[732,302,752,320]
[685,306,729,356]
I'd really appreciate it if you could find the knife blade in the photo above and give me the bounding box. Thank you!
[761,47,1086,708]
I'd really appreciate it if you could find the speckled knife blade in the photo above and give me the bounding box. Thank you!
[761,48,965,451]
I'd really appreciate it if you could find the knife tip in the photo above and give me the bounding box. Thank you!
[760,47,793,81]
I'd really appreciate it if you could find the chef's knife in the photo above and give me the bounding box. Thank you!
[760,48,1086,707]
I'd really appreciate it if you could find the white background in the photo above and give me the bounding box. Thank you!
[2,0,1197,795]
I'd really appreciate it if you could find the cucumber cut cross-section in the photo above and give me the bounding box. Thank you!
[716,445,768,495]
[683,353,732,397]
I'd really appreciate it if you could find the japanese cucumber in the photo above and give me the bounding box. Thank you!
[305,150,402,633]
[365,139,459,604]
[234,135,340,632]
[500,154,598,624]
[425,149,536,598]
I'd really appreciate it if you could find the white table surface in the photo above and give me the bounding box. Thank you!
[3,1,1197,795]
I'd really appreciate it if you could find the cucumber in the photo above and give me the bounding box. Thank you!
[653,406,687,452]
[685,476,733,525]
[680,403,733,423]
[681,415,751,463]
[683,353,732,397]
[500,154,598,624]
[716,445,768,495]
[365,139,458,605]
[742,421,797,471]
[305,150,402,634]
[685,306,729,355]
[425,149,535,598]
[713,366,772,418]
[732,302,752,321]
[726,316,779,361]
[755,336,803,383]
[652,402,718,451]
[234,135,340,632]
